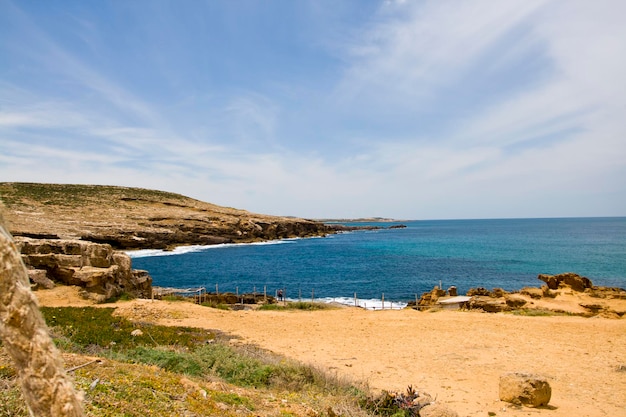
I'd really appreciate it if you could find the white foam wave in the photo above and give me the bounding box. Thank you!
[125,239,297,258]
[288,296,407,311]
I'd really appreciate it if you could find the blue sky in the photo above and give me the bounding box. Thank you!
[1,0,625,219]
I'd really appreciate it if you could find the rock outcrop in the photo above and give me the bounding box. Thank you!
[433,274,626,317]
[15,237,151,302]
[467,296,510,313]
[538,272,593,292]
[499,372,551,407]
[413,286,447,309]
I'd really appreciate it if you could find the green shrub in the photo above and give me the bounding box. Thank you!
[193,344,273,387]
[121,346,203,376]
[40,307,215,350]
[258,302,335,311]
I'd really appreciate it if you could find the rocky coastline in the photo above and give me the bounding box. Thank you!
[0,182,366,301]
[2,183,624,317]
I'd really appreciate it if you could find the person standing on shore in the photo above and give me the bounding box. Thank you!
[277,289,283,302]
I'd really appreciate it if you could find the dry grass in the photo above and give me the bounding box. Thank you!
[0,306,374,417]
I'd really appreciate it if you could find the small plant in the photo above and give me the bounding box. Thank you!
[361,385,429,417]
[210,391,255,410]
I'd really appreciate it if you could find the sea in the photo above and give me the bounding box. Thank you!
[128,217,626,310]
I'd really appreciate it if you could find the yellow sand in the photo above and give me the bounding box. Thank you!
[37,286,626,417]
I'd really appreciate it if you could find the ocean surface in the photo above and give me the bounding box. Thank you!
[129,217,626,309]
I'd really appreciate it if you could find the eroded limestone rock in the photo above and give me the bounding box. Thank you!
[499,372,551,407]
[15,237,151,302]
[538,272,592,292]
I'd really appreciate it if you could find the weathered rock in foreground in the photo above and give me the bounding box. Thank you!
[15,237,151,302]
[499,372,551,407]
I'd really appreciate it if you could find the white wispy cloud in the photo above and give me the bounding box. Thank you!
[338,0,546,104]
[1,0,624,218]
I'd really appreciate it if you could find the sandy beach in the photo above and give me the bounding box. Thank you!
[37,287,626,417]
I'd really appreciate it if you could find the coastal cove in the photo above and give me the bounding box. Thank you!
[130,217,626,306]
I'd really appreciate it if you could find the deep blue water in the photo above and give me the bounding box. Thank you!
[130,217,626,306]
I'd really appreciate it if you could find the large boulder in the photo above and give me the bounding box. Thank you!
[14,237,152,302]
[499,372,551,407]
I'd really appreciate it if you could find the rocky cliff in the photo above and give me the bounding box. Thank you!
[0,182,341,249]
[0,182,346,301]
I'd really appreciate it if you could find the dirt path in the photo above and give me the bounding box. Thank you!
[38,287,626,417]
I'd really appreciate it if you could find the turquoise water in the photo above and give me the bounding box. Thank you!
[130,217,626,305]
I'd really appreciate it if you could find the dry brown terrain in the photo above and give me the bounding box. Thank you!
[37,286,626,417]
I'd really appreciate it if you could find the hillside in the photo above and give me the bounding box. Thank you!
[0,182,339,249]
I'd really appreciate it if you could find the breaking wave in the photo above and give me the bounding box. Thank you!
[126,239,298,259]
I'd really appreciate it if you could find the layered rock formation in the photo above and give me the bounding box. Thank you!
[0,182,343,250]
[15,237,151,303]
[467,274,626,316]
[538,272,593,292]
[412,273,626,317]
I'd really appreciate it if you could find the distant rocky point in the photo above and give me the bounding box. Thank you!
[318,217,408,230]
[317,217,406,223]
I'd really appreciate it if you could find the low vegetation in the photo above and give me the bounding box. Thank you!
[1,306,417,417]
[507,308,579,317]
[258,302,338,311]
[0,182,183,208]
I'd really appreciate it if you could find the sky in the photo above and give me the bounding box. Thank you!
[1,0,625,220]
